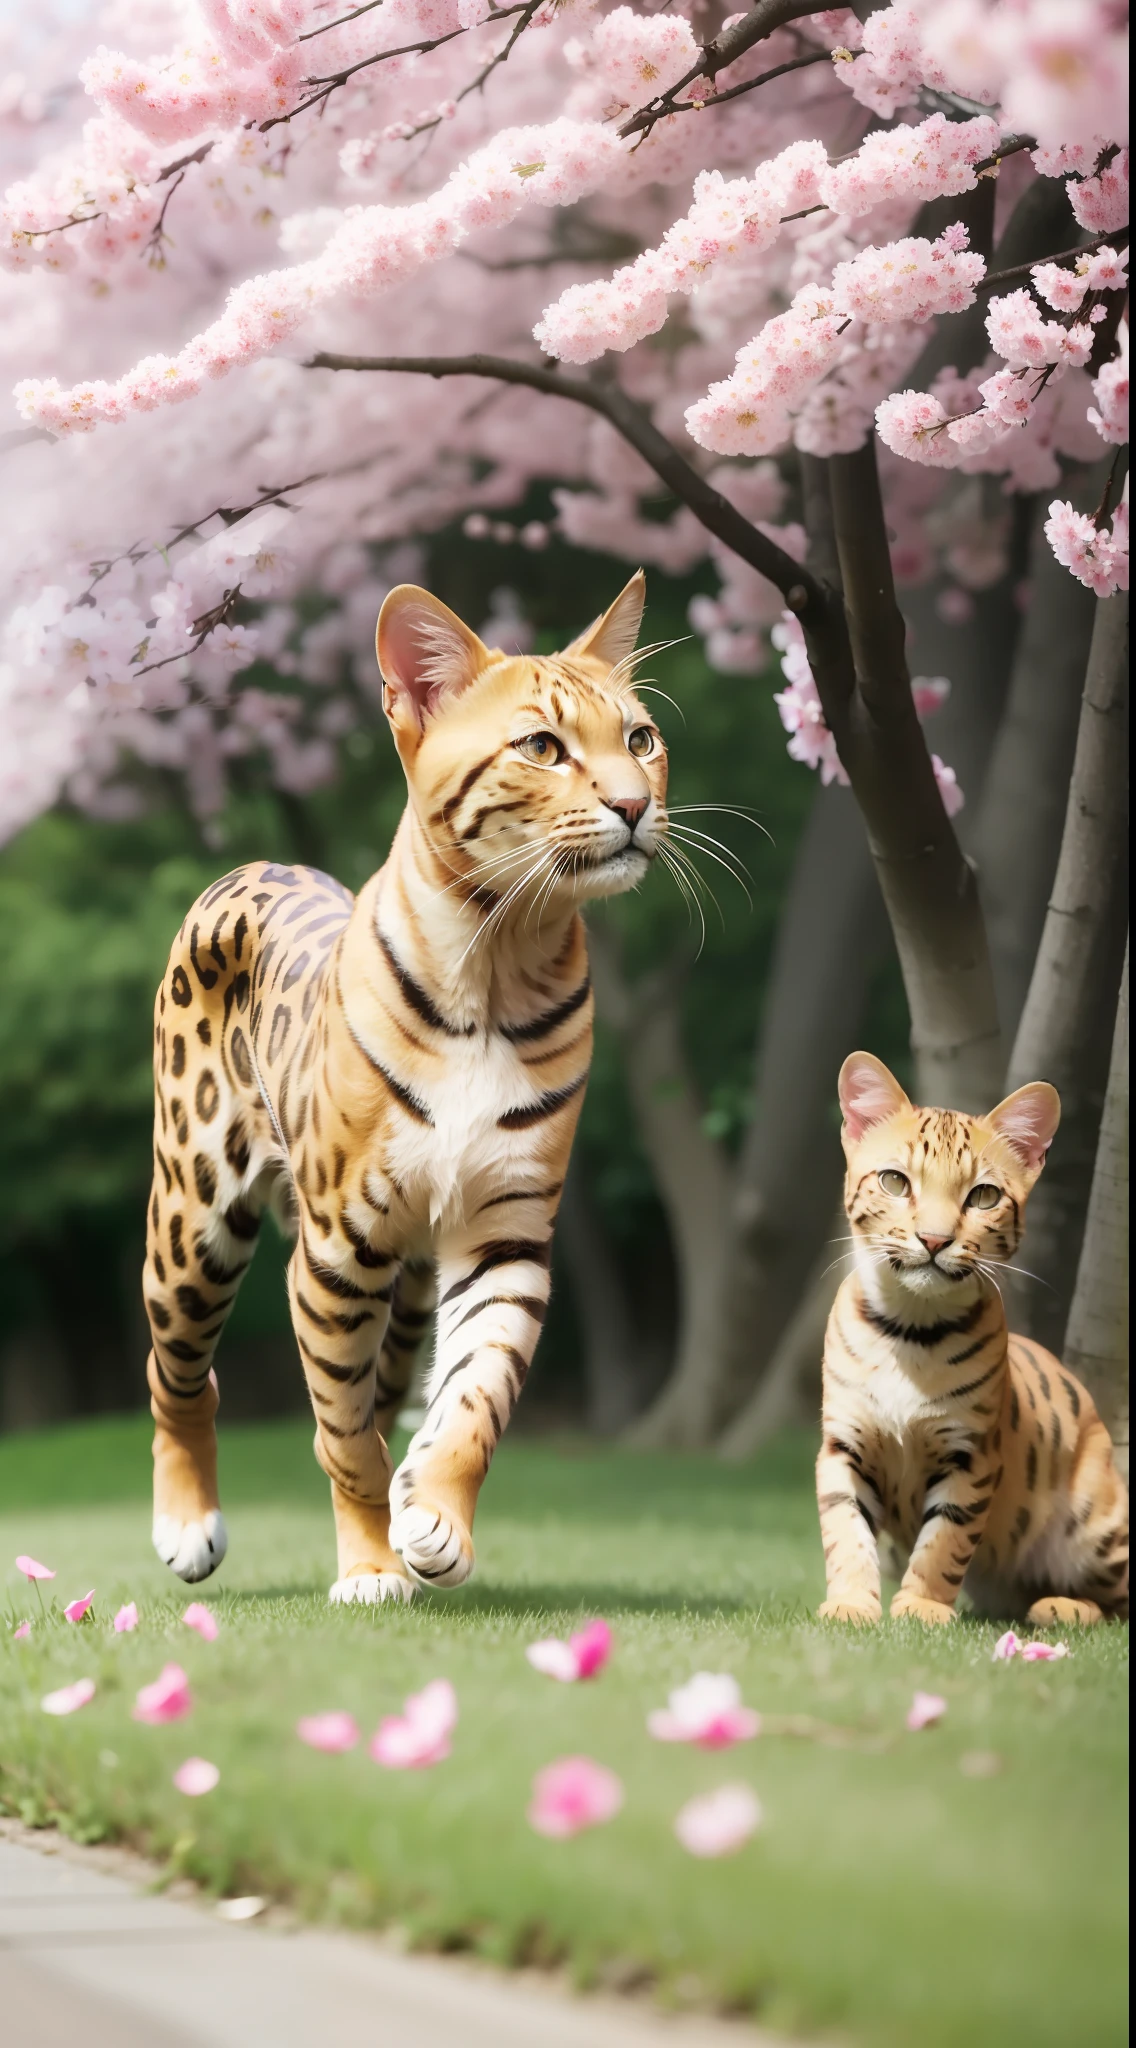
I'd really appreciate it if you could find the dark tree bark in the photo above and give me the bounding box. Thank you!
[971,472,1107,1047]
[1008,591,1129,1351]
[556,1152,646,1436]
[1063,942,1129,1478]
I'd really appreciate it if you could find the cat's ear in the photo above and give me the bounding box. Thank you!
[566,569,646,671]
[376,586,492,737]
[986,1082,1061,1173]
[838,1052,912,1141]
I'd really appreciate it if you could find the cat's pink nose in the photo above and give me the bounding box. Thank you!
[604,796,648,831]
[918,1232,952,1255]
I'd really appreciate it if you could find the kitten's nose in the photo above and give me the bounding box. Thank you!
[604,796,648,832]
[918,1232,952,1256]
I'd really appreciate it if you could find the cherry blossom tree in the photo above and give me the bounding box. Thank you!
[0,0,1128,1441]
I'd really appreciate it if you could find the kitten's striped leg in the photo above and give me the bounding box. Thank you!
[891,1453,998,1624]
[816,1438,884,1623]
[288,1226,413,1605]
[373,1259,436,1441]
[389,1227,552,1588]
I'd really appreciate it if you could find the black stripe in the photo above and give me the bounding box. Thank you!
[343,1012,433,1124]
[862,1299,985,1348]
[477,1181,563,1212]
[302,1235,388,1300]
[500,977,591,1045]
[377,929,471,1037]
[451,1291,548,1333]
[297,1334,373,1386]
[1060,1373,1082,1419]
[498,1073,586,1130]
[439,1238,550,1307]
[438,749,501,826]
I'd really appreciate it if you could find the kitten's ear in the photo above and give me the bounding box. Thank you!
[838,1052,912,1141]
[566,569,646,671]
[376,586,492,737]
[986,1082,1060,1173]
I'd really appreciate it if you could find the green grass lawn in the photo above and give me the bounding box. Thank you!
[1,1415,1127,2047]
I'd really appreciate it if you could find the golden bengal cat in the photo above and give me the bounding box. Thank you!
[143,572,666,1603]
[818,1052,1128,1627]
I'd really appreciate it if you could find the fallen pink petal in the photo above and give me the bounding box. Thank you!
[42,1678,96,1716]
[16,1555,55,1582]
[173,1757,220,1796]
[1021,1641,1071,1662]
[674,1783,762,1859]
[114,1603,139,1634]
[63,1590,95,1624]
[134,1662,193,1725]
[906,1691,948,1731]
[370,1679,457,1770]
[992,1630,1020,1661]
[525,1618,612,1684]
[647,1672,760,1749]
[528,1756,624,1839]
[182,1602,219,1642]
[13,1621,32,1642]
[297,1711,360,1754]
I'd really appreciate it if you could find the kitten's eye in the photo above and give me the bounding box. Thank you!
[879,1169,910,1198]
[515,731,563,766]
[627,726,655,759]
[966,1183,1002,1210]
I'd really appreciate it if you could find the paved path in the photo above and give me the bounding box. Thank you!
[0,1828,781,2048]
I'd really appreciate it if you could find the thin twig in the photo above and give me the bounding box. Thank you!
[619,0,838,142]
[977,227,1129,295]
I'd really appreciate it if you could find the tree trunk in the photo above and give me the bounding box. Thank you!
[556,1151,646,1436]
[1007,591,1129,1350]
[718,1196,845,1460]
[971,472,1107,1047]
[587,925,734,1447]
[1063,942,1129,1477]
[825,442,1005,1111]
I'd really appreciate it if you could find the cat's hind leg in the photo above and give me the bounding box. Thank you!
[1026,1595,1104,1625]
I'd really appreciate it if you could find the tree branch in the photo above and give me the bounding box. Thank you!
[619,0,838,142]
[628,46,831,131]
[306,349,824,607]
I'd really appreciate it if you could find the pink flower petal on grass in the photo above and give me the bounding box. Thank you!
[134,1663,192,1724]
[528,1756,624,1839]
[1021,1641,1070,1661]
[16,1555,55,1581]
[647,1673,760,1749]
[906,1691,948,1731]
[370,1680,456,1770]
[526,1618,613,1683]
[64,1590,95,1623]
[992,1630,1020,1660]
[13,1621,32,1642]
[114,1603,139,1634]
[674,1784,762,1858]
[173,1757,220,1796]
[42,1678,96,1716]
[182,1603,218,1642]
[297,1711,360,1753]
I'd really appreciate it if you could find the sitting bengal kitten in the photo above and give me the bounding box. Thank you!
[143,572,665,1603]
[818,1052,1129,1627]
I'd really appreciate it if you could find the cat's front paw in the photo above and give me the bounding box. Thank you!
[818,1598,881,1625]
[891,1591,956,1625]
[153,1511,228,1583]
[389,1502,474,1589]
[329,1573,415,1607]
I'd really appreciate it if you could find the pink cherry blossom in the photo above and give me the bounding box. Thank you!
[13,1621,32,1642]
[173,1758,221,1796]
[1044,499,1129,600]
[134,1663,193,1725]
[64,1590,95,1624]
[648,1672,760,1749]
[114,1603,139,1634]
[674,1783,762,1858]
[42,1677,96,1716]
[297,1711,360,1753]
[370,1680,457,1769]
[16,1555,55,1581]
[992,1629,1021,1660]
[906,1691,948,1731]
[528,1756,624,1838]
[526,1618,613,1682]
[932,755,965,818]
[182,1603,219,1642]
[1021,1640,1071,1662]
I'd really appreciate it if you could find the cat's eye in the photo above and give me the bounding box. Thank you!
[878,1169,910,1198]
[515,731,564,766]
[966,1183,1002,1210]
[627,726,655,758]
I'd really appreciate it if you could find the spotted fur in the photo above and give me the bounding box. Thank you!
[144,574,667,1600]
[817,1053,1129,1627]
